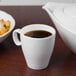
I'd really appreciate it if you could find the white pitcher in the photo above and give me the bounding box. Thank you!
[42,2,76,53]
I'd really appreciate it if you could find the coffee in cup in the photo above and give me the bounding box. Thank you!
[24,30,52,38]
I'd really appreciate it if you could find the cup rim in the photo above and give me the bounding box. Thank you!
[20,24,56,40]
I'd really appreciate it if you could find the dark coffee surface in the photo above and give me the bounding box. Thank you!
[24,30,52,38]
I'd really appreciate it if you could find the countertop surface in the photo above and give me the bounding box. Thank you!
[0,6,76,76]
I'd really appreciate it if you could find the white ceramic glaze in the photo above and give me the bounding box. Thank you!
[42,2,76,53]
[53,6,76,33]
[0,10,15,42]
[13,24,56,70]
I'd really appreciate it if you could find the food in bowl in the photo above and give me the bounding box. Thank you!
[0,10,15,43]
[0,19,11,35]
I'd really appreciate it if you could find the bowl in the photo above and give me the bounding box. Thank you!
[0,10,15,43]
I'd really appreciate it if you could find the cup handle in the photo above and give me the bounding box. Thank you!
[13,29,21,46]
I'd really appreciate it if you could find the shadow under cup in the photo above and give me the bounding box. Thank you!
[13,24,56,70]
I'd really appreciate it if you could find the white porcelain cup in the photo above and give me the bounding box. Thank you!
[12,24,56,70]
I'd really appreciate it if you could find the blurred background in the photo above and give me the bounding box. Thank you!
[0,0,76,6]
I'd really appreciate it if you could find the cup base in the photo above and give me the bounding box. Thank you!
[26,64,49,70]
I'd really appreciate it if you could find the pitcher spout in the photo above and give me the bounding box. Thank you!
[42,2,55,22]
[42,2,60,29]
